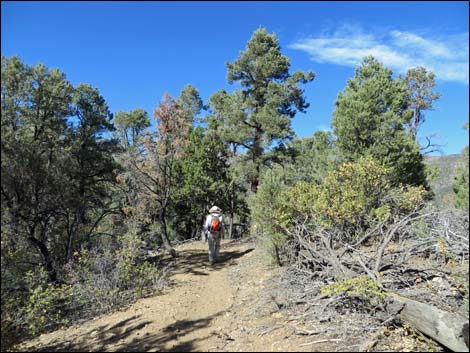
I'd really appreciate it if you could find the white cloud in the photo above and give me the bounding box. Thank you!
[289,26,469,84]
[389,30,452,58]
[315,124,332,132]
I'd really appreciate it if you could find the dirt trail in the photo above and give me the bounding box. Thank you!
[19,239,326,352]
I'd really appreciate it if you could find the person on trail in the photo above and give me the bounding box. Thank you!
[203,205,224,265]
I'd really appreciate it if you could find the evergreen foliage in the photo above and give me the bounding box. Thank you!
[332,56,427,187]
[210,27,315,191]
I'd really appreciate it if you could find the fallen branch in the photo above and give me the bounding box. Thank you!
[258,325,284,336]
[295,329,325,336]
[300,338,343,346]
[389,292,469,352]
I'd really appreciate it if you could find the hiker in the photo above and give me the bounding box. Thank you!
[203,205,224,265]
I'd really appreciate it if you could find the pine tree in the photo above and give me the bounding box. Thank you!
[332,56,427,187]
[210,27,314,192]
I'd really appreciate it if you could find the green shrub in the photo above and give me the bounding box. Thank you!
[67,230,166,316]
[23,272,70,335]
[253,157,429,264]
[254,157,429,258]
[115,230,164,293]
[281,157,394,234]
[321,275,387,313]
[11,268,71,337]
[249,167,291,265]
[453,161,469,210]
[2,231,167,350]
[453,123,469,210]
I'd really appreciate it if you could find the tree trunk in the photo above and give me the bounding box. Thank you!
[251,128,262,193]
[228,215,234,240]
[274,245,282,267]
[390,292,469,352]
[65,177,87,262]
[28,227,58,283]
[229,186,234,239]
[229,144,237,239]
[65,214,79,262]
[411,108,420,142]
[159,209,176,257]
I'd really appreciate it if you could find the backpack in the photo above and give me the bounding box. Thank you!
[208,214,221,233]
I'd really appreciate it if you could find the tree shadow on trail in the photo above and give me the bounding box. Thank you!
[118,312,223,352]
[29,311,225,352]
[165,246,255,277]
[28,315,151,352]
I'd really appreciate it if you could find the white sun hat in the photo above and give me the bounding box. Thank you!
[209,206,222,213]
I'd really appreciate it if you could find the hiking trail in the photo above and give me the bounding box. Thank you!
[19,239,331,352]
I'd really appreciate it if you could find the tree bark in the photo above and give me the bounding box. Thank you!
[229,187,234,239]
[159,209,176,257]
[251,127,262,192]
[390,292,469,352]
[28,228,58,283]
[65,213,80,263]
[229,144,237,239]
[274,245,282,267]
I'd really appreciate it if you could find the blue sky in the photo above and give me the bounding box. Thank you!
[2,1,469,155]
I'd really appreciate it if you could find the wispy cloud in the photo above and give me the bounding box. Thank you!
[315,124,332,132]
[289,25,469,84]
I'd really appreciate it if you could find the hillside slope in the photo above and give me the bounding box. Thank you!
[424,154,465,207]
